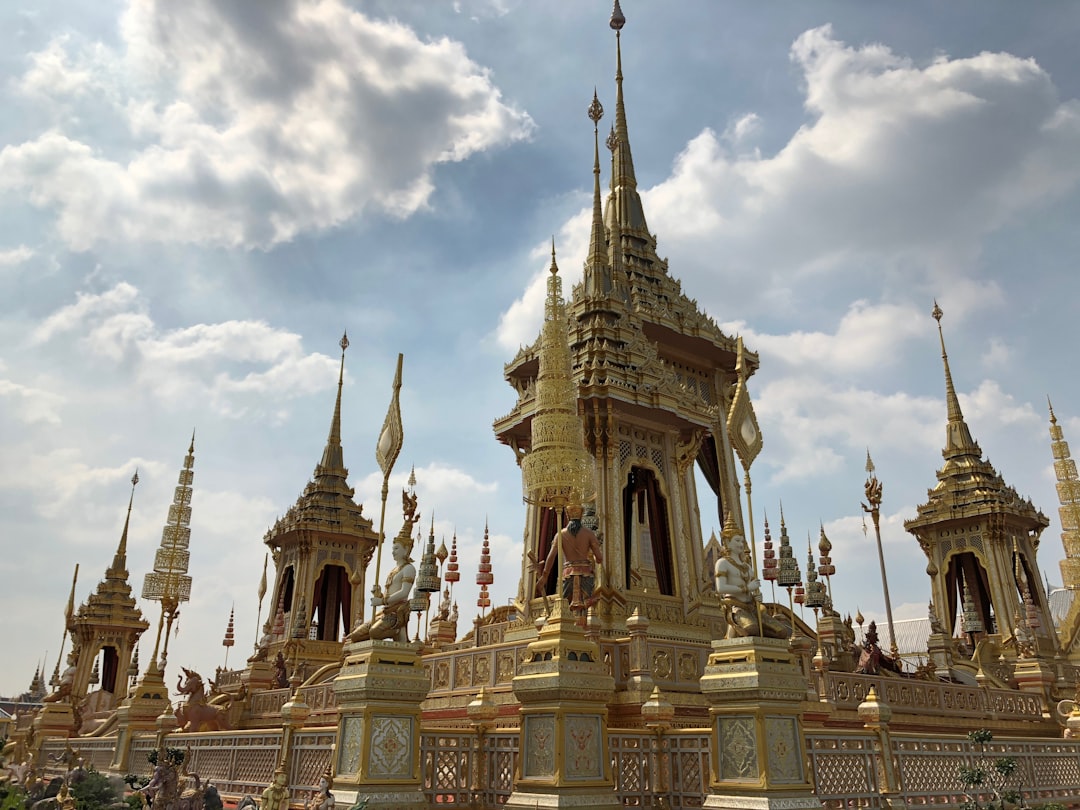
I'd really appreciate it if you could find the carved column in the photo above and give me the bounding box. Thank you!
[505,605,620,810]
[858,687,900,809]
[699,637,822,810]
[331,640,428,810]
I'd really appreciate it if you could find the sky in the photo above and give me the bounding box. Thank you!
[2,0,1080,696]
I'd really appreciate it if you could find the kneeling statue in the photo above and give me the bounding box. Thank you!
[714,515,788,639]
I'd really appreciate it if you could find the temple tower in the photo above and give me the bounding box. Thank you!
[69,474,149,705]
[904,304,1054,655]
[494,1,752,641]
[262,334,379,666]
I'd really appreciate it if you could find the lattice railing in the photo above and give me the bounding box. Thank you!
[893,733,1080,807]
[33,715,1080,809]
[167,729,287,800]
[805,732,881,809]
[667,731,709,808]
[421,729,475,805]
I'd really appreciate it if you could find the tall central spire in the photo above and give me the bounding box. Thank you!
[931,302,980,460]
[316,332,349,479]
[605,0,650,240]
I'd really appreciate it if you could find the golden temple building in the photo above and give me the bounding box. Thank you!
[5,3,1080,808]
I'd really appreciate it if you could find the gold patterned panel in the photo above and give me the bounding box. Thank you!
[454,657,472,688]
[677,651,697,681]
[497,652,515,683]
[652,650,672,680]
[764,716,803,784]
[565,715,603,780]
[434,661,450,689]
[523,716,555,779]
[337,716,364,775]
[369,715,413,778]
[475,654,491,686]
[718,716,757,781]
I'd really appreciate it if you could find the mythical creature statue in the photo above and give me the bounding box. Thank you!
[174,669,230,733]
[143,751,182,810]
[714,522,788,639]
[346,536,416,643]
[854,621,902,675]
[537,504,604,625]
[43,650,78,704]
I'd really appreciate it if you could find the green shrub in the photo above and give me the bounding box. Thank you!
[70,769,122,810]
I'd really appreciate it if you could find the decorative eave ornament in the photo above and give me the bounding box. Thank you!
[727,336,763,470]
[376,353,404,477]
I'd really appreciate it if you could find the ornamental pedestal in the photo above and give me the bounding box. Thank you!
[699,637,822,810]
[331,640,428,810]
[109,668,171,771]
[505,605,620,810]
[1014,657,1056,716]
[31,702,76,746]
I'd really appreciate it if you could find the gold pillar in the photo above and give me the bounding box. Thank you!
[699,637,822,810]
[505,604,620,810]
[331,640,428,810]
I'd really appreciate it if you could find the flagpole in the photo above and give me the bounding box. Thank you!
[372,354,405,608]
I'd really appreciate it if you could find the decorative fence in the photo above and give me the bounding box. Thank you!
[825,672,1044,721]
[40,726,1080,808]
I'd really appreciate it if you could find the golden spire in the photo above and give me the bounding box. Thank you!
[606,0,649,240]
[931,302,981,459]
[584,90,611,294]
[142,434,196,674]
[520,243,596,508]
[109,470,139,576]
[316,332,349,478]
[606,125,630,301]
[1049,398,1080,589]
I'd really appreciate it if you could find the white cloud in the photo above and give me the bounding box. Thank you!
[960,379,1040,433]
[644,26,1080,285]
[32,282,340,417]
[0,245,35,267]
[1,0,534,250]
[981,337,1013,369]
[756,376,942,482]
[32,282,141,344]
[724,299,926,374]
[0,379,64,425]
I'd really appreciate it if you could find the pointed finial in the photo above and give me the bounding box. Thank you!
[588,89,604,125]
[189,429,196,455]
[930,299,980,457]
[1049,396,1057,425]
[113,468,140,571]
[340,330,349,353]
[606,124,618,153]
[865,449,875,476]
[409,465,417,492]
[609,0,626,31]
[550,238,558,274]
[779,499,786,527]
